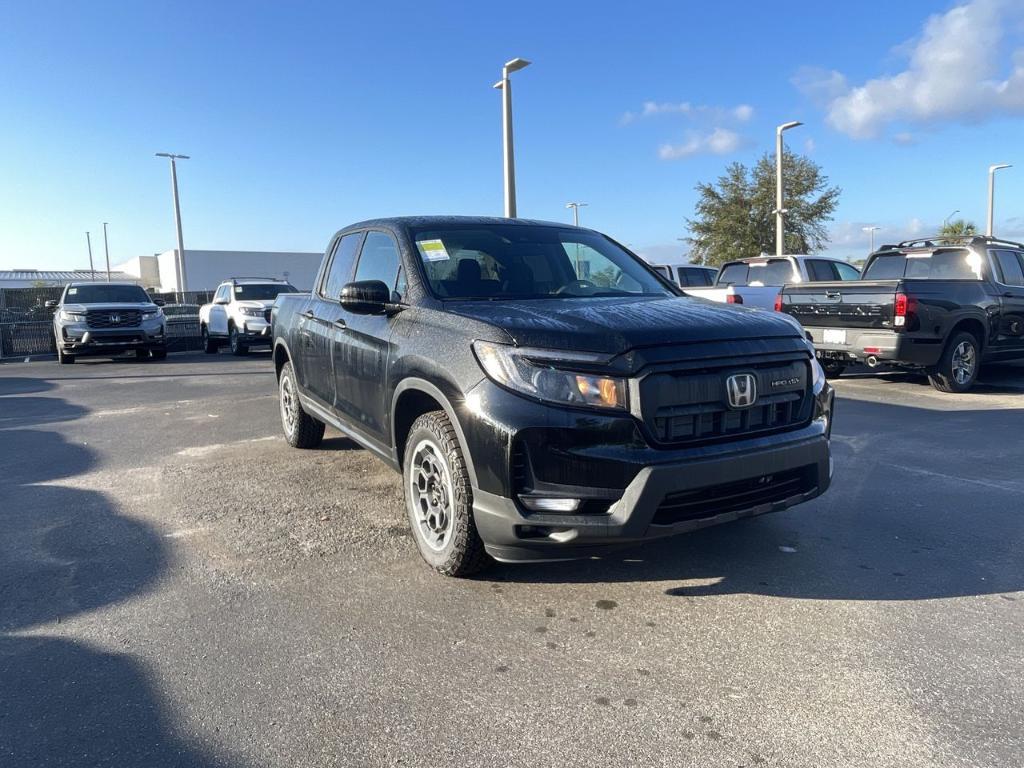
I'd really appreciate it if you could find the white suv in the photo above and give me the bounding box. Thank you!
[198,278,297,355]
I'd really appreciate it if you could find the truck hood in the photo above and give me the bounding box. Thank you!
[236,300,276,309]
[445,295,803,355]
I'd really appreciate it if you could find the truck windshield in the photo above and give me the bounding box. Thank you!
[234,284,297,300]
[411,225,674,300]
[863,249,982,280]
[65,284,150,303]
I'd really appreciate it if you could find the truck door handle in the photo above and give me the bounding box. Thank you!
[302,310,315,319]
[334,318,347,329]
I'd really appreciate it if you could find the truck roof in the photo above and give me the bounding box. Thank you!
[339,215,592,232]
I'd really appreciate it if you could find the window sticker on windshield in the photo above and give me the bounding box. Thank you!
[417,239,450,262]
[234,285,243,292]
[68,287,78,295]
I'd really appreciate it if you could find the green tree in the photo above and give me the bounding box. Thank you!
[938,218,977,237]
[686,151,841,266]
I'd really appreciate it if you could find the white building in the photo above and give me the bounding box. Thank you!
[114,249,324,293]
[0,269,141,289]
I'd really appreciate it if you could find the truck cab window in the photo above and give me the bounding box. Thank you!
[322,232,365,300]
[354,231,402,291]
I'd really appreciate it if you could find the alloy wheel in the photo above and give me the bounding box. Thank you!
[951,341,976,385]
[409,438,455,552]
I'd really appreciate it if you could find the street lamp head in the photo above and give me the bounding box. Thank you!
[504,57,531,74]
[492,80,504,90]
[777,120,803,134]
[566,202,588,209]
[156,152,190,160]
[862,225,880,232]
[990,163,1012,172]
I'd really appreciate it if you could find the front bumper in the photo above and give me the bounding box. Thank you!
[238,318,272,344]
[57,321,166,354]
[804,327,943,368]
[461,379,834,563]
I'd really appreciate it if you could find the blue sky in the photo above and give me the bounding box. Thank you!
[1,0,1023,270]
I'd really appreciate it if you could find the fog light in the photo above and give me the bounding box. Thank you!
[519,496,580,513]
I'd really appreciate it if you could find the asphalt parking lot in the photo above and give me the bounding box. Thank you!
[2,352,1023,767]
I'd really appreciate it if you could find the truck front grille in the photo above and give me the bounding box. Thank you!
[86,310,141,328]
[652,465,816,525]
[639,358,813,446]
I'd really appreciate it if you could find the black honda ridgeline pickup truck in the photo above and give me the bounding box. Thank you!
[272,217,834,576]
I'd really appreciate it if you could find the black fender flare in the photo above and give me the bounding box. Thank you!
[391,377,479,489]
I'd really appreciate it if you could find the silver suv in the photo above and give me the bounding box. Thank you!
[48,282,167,364]
[198,277,297,355]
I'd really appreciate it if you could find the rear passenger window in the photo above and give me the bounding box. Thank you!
[322,232,364,300]
[354,231,402,294]
[994,250,1024,286]
[718,263,748,285]
[807,260,838,281]
[835,262,862,281]
[863,254,906,279]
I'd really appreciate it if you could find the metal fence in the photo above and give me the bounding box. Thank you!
[0,287,214,359]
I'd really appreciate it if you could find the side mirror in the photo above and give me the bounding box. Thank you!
[152,298,166,307]
[214,297,229,305]
[340,280,391,314]
[45,300,58,309]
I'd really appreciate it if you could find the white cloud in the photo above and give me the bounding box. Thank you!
[800,0,1024,139]
[621,101,754,125]
[658,128,743,160]
[892,131,917,146]
[804,137,816,154]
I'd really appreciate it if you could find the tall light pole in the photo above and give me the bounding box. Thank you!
[987,163,1011,237]
[566,201,588,226]
[493,58,530,218]
[775,120,803,256]
[862,225,880,253]
[86,231,95,281]
[943,209,959,229]
[156,152,190,294]
[102,222,111,282]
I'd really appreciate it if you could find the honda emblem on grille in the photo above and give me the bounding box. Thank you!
[109,314,120,324]
[726,373,757,409]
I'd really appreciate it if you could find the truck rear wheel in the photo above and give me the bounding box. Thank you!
[279,361,324,448]
[821,360,846,378]
[928,331,980,393]
[403,411,489,577]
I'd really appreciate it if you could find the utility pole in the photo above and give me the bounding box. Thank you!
[493,58,530,218]
[775,121,802,256]
[862,225,880,253]
[102,222,111,282]
[156,152,190,296]
[987,164,1012,237]
[86,231,95,280]
[565,201,588,226]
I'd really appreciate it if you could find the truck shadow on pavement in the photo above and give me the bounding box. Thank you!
[0,399,244,764]
[492,401,1024,603]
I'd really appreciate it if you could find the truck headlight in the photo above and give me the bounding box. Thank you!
[472,341,628,411]
[59,310,86,322]
[142,308,164,320]
[239,307,263,317]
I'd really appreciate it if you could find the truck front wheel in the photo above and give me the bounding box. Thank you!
[279,361,324,448]
[928,331,980,393]
[403,411,489,577]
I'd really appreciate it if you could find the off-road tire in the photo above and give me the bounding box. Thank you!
[229,325,249,356]
[56,344,75,365]
[403,410,489,577]
[278,361,325,448]
[202,325,218,354]
[928,331,980,393]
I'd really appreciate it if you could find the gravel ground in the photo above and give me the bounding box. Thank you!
[1,352,1023,767]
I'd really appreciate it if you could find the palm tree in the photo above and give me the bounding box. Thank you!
[939,219,977,237]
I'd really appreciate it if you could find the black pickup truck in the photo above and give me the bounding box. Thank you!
[272,216,834,576]
[780,236,1024,392]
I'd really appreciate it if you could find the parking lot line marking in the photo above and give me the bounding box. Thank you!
[889,463,1022,494]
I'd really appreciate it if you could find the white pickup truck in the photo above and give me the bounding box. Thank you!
[198,277,297,355]
[683,255,862,309]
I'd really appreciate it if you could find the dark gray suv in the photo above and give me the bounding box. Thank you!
[48,282,167,364]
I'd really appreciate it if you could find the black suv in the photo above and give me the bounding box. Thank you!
[273,217,834,575]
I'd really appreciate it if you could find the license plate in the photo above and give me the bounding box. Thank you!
[823,329,847,345]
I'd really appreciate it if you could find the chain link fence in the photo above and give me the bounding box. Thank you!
[0,287,215,359]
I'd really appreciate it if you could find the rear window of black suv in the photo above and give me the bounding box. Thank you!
[863,249,983,280]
